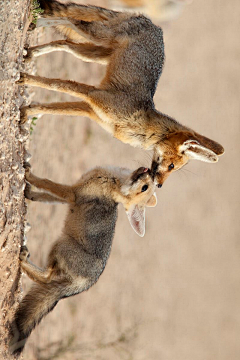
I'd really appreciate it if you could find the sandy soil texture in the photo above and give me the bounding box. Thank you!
[1,0,240,359]
[0,0,34,358]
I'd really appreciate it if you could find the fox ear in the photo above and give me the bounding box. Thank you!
[126,205,145,237]
[180,140,219,163]
[146,193,157,207]
[193,132,224,156]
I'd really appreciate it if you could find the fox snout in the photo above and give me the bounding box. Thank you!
[153,172,165,188]
[151,160,175,188]
[151,160,163,188]
[131,167,150,183]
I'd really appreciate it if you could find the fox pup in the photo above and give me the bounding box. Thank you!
[10,165,157,354]
[18,0,224,186]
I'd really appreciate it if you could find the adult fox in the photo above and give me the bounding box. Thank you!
[19,0,224,186]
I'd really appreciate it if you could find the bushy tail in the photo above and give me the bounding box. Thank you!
[38,0,118,21]
[10,282,63,355]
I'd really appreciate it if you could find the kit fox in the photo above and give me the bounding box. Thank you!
[18,0,224,186]
[10,165,157,354]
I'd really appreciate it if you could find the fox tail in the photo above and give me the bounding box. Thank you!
[10,282,63,355]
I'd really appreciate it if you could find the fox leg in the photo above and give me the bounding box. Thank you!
[26,40,112,64]
[17,73,95,99]
[19,246,54,284]
[20,101,100,124]
[20,100,114,134]
[38,0,119,21]
[25,170,75,203]
[65,18,115,47]
[17,74,115,131]
[26,191,67,203]
[25,183,68,204]
[17,74,115,133]
[37,17,115,46]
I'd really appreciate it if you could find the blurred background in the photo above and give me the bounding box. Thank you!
[23,0,240,359]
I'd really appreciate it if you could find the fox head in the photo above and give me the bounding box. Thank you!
[120,167,157,237]
[152,130,224,186]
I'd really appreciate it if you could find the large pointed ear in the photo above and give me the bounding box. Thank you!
[146,193,157,207]
[180,140,219,163]
[193,132,224,156]
[126,205,145,237]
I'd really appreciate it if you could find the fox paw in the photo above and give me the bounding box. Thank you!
[28,22,37,32]
[24,161,31,172]
[23,51,33,63]
[19,246,30,261]
[24,46,39,62]
[24,182,32,200]
[16,72,28,85]
[19,106,29,124]
[24,166,32,183]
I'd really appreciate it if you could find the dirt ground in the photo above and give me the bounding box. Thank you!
[1,0,240,359]
[0,0,34,358]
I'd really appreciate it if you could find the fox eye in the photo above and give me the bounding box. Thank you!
[168,163,174,171]
[141,185,148,192]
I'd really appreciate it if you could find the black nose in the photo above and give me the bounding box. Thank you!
[157,184,162,188]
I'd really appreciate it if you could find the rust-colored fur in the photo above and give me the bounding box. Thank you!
[19,0,224,186]
[10,165,157,354]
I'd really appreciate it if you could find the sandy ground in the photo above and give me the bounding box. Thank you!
[0,0,33,358]
[1,0,240,359]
